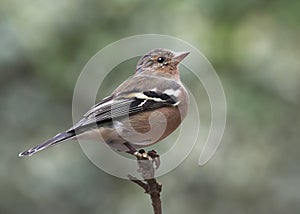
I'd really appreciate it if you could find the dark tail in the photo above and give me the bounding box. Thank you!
[19,131,75,157]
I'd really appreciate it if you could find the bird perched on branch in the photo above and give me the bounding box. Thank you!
[19,48,189,157]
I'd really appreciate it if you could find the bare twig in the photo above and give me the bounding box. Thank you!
[127,175,148,190]
[128,150,162,214]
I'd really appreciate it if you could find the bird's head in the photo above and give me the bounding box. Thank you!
[135,48,189,80]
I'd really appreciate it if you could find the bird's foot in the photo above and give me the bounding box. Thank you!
[124,143,160,172]
[146,150,160,170]
[134,149,160,171]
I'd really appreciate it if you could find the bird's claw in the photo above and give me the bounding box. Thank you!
[134,149,160,170]
[147,150,160,169]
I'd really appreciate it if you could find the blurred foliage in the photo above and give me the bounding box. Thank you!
[1,0,300,214]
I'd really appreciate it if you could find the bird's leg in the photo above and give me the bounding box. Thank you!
[124,142,143,158]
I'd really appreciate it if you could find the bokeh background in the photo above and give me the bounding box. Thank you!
[1,0,300,214]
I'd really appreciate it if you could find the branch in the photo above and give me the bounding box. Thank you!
[128,150,162,214]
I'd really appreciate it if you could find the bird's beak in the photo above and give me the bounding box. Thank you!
[173,51,190,64]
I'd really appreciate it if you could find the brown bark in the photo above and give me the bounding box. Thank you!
[128,150,162,214]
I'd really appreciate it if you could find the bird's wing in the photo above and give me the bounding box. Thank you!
[18,75,183,157]
[69,75,182,134]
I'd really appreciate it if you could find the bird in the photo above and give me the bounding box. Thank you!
[19,48,190,157]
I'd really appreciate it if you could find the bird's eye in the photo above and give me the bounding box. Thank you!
[157,57,165,63]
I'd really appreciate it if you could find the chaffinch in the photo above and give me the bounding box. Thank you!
[19,48,190,157]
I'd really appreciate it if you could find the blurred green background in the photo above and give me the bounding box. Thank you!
[1,0,300,213]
